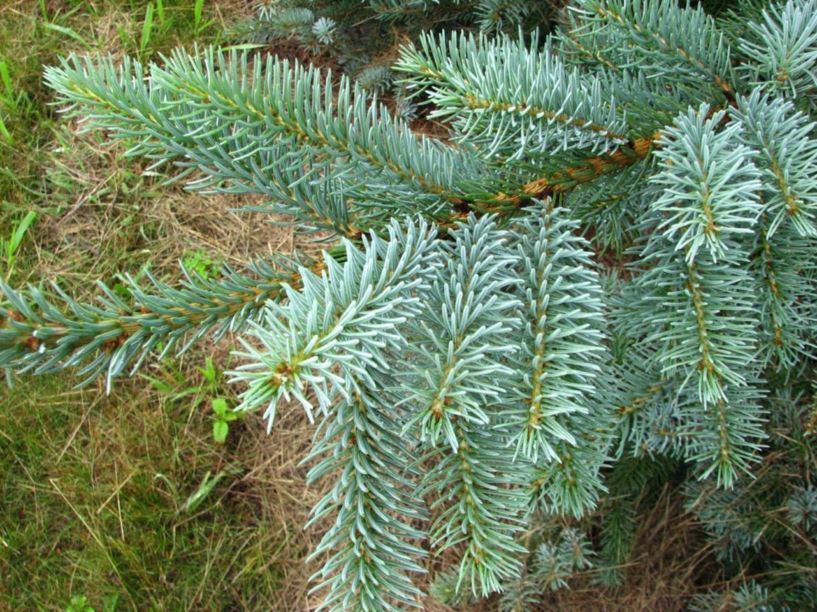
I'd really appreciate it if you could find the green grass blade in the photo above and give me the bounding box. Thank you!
[0,60,15,108]
[156,0,165,25]
[194,0,205,31]
[140,3,155,55]
[0,115,11,143]
[10,211,37,253]
[42,23,91,49]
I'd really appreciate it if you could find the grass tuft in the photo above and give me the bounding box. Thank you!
[0,369,287,609]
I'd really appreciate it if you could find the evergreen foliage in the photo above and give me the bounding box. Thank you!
[3,0,817,608]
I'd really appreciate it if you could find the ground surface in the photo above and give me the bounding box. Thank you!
[0,2,319,609]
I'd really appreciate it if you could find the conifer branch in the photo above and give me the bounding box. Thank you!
[422,420,528,597]
[529,408,612,518]
[14,1,817,606]
[679,382,767,488]
[45,49,488,234]
[572,0,736,100]
[408,217,527,597]
[306,382,428,611]
[732,91,817,238]
[649,105,762,263]
[750,219,815,370]
[738,0,817,105]
[231,218,440,425]
[621,105,766,483]
[508,207,607,464]
[408,217,519,449]
[396,31,630,161]
[0,258,297,386]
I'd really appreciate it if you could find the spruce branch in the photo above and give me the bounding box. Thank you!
[634,251,760,409]
[45,53,361,236]
[599,496,635,571]
[0,257,297,387]
[306,381,428,611]
[637,105,762,407]
[607,343,672,456]
[508,206,607,464]
[408,216,519,450]
[396,31,630,161]
[732,90,817,238]
[45,43,662,228]
[570,0,736,100]
[231,218,440,426]
[650,104,762,264]
[409,216,527,597]
[734,92,817,370]
[474,136,657,214]
[620,104,767,485]
[529,433,609,518]
[232,219,441,608]
[422,423,528,598]
[45,49,487,234]
[680,384,767,488]
[473,0,532,34]
[17,1,817,606]
[750,221,815,370]
[738,0,817,107]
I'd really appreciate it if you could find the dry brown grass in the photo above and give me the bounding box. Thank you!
[542,487,711,612]
[228,409,326,610]
[215,436,715,611]
[28,126,296,292]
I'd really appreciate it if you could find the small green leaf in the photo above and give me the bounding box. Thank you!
[10,211,36,253]
[66,595,94,612]
[212,397,228,417]
[183,250,215,279]
[213,419,229,443]
[0,60,15,106]
[199,357,217,384]
[111,282,131,299]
